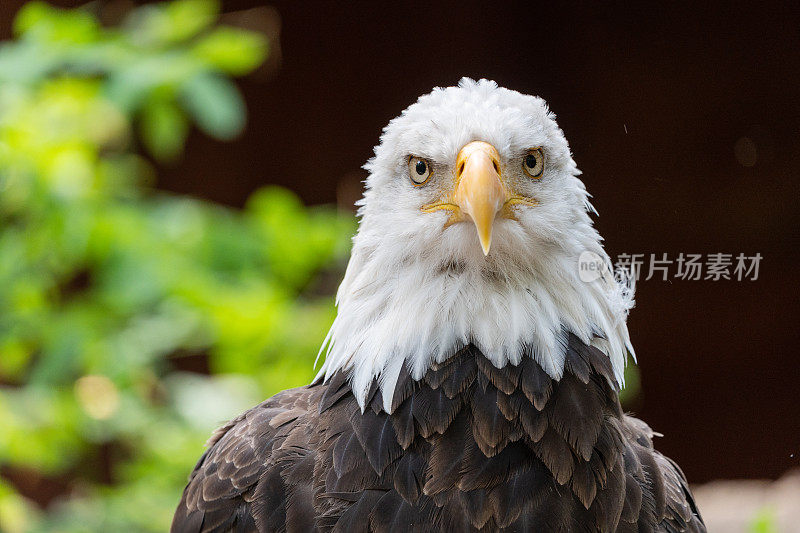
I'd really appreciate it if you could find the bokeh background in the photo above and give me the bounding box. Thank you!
[0,1,798,531]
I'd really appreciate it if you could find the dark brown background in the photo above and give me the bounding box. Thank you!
[3,1,798,484]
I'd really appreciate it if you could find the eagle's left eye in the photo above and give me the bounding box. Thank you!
[522,148,544,178]
[408,157,432,185]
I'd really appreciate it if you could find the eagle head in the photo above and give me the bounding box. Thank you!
[318,78,634,412]
[363,78,585,262]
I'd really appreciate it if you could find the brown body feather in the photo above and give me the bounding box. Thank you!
[172,338,704,532]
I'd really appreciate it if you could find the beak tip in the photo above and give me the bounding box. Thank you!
[455,141,504,259]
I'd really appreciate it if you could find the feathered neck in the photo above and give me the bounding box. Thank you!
[316,214,634,413]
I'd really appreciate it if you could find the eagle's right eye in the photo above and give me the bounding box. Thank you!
[409,157,432,185]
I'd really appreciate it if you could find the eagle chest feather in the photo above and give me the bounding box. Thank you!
[172,336,704,532]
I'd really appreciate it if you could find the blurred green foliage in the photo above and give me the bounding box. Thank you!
[0,2,354,531]
[749,507,778,533]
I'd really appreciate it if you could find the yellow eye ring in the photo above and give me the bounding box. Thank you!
[408,156,432,186]
[522,148,544,178]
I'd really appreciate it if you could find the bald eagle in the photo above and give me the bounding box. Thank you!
[172,79,705,532]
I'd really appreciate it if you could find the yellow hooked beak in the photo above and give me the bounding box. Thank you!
[453,141,506,255]
[420,141,537,255]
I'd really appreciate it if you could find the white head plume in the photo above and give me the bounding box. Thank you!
[317,78,634,412]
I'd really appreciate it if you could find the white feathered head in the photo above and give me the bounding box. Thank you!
[319,78,634,412]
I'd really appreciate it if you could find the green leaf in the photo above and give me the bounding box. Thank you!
[192,27,268,76]
[124,0,220,46]
[0,41,58,85]
[180,73,246,140]
[12,1,52,37]
[140,99,189,162]
[165,0,220,41]
[14,2,100,44]
[105,55,201,113]
[0,479,41,533]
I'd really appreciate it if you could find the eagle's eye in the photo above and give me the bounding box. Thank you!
[522,148,544,178]
[408,157,432,185]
